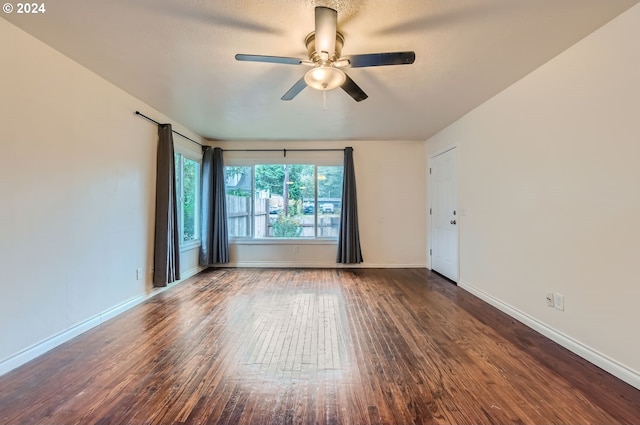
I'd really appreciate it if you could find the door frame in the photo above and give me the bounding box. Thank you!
[428,145,460,282]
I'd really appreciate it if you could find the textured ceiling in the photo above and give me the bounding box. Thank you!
[4,0,639,141]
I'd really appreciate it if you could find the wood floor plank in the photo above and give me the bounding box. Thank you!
[1,268,639,424]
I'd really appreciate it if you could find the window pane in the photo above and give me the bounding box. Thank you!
[182,158,199,242]
[174,153,184,242]
[255,164,315,238]
[225,166,252,238]
[317,166,343,237]
[225,162,342,240]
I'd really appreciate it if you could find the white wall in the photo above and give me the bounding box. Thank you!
[426,5,640,388]
[213,140,427,268]
[0,19,203,373]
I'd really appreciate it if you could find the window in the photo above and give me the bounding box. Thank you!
[225,163,344,239]
[174,152,201,246]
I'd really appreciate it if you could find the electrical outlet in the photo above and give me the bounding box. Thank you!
[136,268,143,280]
[546,293,554,307]
[554,293,565,311]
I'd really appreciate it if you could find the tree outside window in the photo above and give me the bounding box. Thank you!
[175,153,200,244]
[225,163,343,239]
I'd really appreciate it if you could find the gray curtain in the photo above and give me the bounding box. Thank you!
[200,147,229,265]
[153,124,180,287]
[337,147,363,263]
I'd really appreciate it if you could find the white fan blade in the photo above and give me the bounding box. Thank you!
[315,6,337,60]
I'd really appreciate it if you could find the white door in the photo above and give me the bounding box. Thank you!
[430,148,458,282]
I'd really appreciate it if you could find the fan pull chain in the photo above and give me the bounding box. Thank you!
[323,90,327,111]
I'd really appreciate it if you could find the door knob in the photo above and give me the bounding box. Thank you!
[450,220,456,225]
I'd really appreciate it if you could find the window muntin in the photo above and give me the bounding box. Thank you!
[225,163,343,239]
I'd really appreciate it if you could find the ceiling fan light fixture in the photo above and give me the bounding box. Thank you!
[304,66,346,91]
[235,7,415,102]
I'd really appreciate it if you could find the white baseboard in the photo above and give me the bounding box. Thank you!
[0,269,203,377]
[218,261,427,269]
[180,265,205,280]
[458,280,640,390]
[0,294,140,376]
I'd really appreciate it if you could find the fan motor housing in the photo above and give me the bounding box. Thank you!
[305,31,344,63]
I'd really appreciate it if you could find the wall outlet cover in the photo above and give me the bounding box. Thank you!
[554,293,565,311]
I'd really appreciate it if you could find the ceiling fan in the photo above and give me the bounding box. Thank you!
[235,6,416,102]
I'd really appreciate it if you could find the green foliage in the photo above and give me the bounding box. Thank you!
[182,158,198,241]
[255,164,315,201]
[271,212,302,237]
[255,164,285,196]
[318,166,344,199]
[227,188,250,196]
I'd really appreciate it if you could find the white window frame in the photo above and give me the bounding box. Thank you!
[174,147,202,251]
[224,156,343,243]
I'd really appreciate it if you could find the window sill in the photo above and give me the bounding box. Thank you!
[180,240,201,252]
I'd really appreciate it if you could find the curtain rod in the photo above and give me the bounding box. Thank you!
[222,148,347,157]
[135,111,203,148]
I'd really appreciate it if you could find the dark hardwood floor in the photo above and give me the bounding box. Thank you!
[1,268,639,424]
